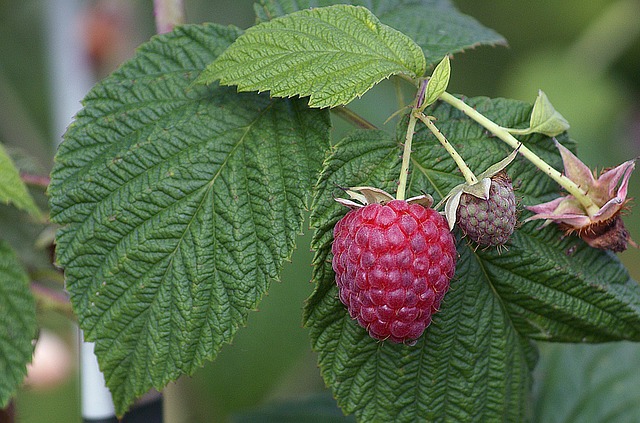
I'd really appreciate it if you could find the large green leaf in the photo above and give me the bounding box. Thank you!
[254,0,506,65]
[198,5,426,108]
[409,97,640,342]
[48,24,330,415]
[0,241,37,408]
[0,143,41,218]
[306,97,640,421]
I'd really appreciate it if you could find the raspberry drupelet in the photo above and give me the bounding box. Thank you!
[332,198,456,344]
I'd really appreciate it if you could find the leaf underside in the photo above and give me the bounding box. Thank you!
[199,4,426,108]
[48,24,330,415]
[306,97,640,422]
[0,241,37,408]
[254,0,507,65]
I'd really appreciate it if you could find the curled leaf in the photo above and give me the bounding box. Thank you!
[506,91,570,137]
[420,56,451,110]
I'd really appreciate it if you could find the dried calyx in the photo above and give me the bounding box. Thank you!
[335,186,433,209]
[526,141,637,252]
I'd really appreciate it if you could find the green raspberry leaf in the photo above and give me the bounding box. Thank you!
[307,97,640,421]
[412,96,640,343]
[198,5,426,108]
[254,0,506,66]
[0,241,37,408]
[48,23,330,416]
[0,143,42,219]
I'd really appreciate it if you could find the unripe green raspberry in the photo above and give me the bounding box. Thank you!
[457,171,517,246]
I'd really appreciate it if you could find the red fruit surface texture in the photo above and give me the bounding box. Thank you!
[332,200,457,344]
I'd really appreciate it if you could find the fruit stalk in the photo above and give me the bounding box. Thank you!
[415,112,478,185]
[439,91,600,217]
[396,110,419,200]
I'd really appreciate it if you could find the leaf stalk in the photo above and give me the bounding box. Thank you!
[396,110,418,200]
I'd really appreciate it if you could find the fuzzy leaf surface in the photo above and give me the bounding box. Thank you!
[0,241,37,408]
[48,24,330,415]
[306,98,640,421]
[0,143,41,218]
[199,5,426,108]
[254,0,506,65]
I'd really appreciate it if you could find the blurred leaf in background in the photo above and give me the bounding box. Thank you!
[533,342,640,423]
[230,392,355,423]
[0,0,51,164]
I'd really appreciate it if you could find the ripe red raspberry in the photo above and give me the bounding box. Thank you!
[332,199,457,344]
[457,171,517,247]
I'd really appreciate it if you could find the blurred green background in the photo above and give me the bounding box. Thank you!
[1,0,639,422]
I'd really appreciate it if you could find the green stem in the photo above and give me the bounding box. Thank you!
[504,128,533,136]
[397,111,419,200]
[439,92,600,216]
[415,112,478,185]
[30,268,65,285]
[331,106,378,130]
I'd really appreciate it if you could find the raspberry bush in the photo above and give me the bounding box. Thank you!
[1,1,639,421]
